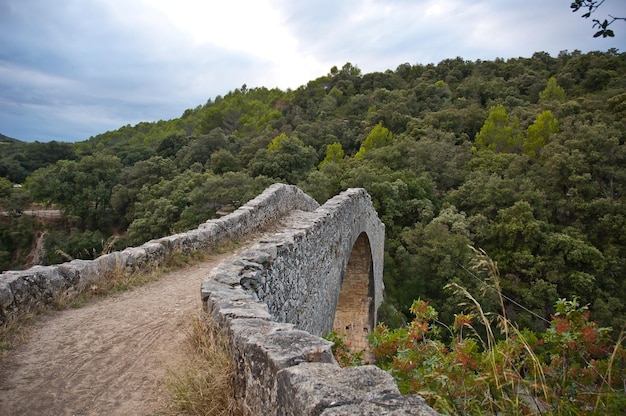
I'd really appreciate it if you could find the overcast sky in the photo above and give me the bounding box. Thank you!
[1,0,624,142]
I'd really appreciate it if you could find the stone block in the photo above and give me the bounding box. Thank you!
[36,266,66,298]
[6,273,30,305]
[205,287,272,327]
[239,248,275,265]
[142,241,166,259]
[58,259,101,289]
[228,319,335,415]
[276,364,440,416]
[0,278,15,310]
[207,263,244,286]
[93,252,122,276]
[319,395,441,416]
[121,247,147,268]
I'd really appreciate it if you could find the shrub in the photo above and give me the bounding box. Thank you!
[370,252,626,415]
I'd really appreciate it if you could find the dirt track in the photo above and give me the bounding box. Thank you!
[0,253,233,416]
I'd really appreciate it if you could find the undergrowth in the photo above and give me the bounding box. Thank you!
[367,248,626,415]
[165,311,241,416]
[324,331,364,367]
[0,312,34,361]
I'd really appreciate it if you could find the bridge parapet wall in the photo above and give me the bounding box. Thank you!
[0,184,439,415]
[201,188,439,415]
[238,188,384,335]
[0,184,318,325]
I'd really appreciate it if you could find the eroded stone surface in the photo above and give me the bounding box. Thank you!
[0,184,317,325]
[1,184,437,415]
[200,186,436,415]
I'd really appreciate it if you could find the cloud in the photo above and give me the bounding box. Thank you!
[0,0,623,142]
[1,0,272,141]
[268,0,624,69]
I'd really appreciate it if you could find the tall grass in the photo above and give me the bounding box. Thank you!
[369,247,626,415]
[0,313,34,361]
[165,312,241,416]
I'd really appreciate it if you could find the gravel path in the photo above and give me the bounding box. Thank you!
[0,252,234,416]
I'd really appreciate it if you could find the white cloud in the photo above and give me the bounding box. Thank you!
[1,0,624,142]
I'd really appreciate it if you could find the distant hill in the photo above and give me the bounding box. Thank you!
[0,135,76,183]
[0,133,19,143]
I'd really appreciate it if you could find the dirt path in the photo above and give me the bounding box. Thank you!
[0,251,235,416]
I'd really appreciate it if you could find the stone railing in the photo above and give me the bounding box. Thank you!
[202,188,439,415]
[0,184,318,325]
[0,183,439,415]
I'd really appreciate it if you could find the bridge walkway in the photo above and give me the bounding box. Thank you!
[0,210,310,416]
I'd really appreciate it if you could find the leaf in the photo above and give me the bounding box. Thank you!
[570,0,583,11]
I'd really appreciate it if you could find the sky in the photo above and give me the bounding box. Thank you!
[1,0,624,143]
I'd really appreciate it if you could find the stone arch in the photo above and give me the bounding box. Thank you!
[332,232,375,359]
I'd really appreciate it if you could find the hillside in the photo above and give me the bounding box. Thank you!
[1,50,625,336]
[0,134,18,143]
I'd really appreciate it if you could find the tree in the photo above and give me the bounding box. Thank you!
[571,0,625,37]
[209,149,240,174]
[175,129,229,169]
[318,142,345,169]
[156,133,189,159]
[539,77,566,102]
[0,178,11,200]
[126,197,180,244]
[27,155,122,231]
[524,110,560,158]
[248,133,317,183]
[389,208,475,323]
[474,105,523,153]
[355,123,393,159]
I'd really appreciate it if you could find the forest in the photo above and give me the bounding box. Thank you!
[1,49,625,341]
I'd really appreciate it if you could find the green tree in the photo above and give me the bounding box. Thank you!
[318,142,345,168]
[355,123,393,159]
[390,208,475,323]
[474,105,523,153]
[156,133,190,159]
[539,77,566,102]
[180,171,274,226]
[175,129,229,169]
[27,155,122,230]
[524,110,560,158]
[126,197,180,244]
[248,134,317,183]
[209,149,240,174]
[0,178,11,200]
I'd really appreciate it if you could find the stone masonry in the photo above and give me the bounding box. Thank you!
[201,185,439,415]
[0,184,439,415]
[0,183,317,325]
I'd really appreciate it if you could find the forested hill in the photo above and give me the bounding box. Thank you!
[1,50,625,334]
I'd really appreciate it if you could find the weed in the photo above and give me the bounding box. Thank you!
[324,331,363,367]
[165,311,241,416]
[370,248,626,415]
[50,289,71,311]
[0,312,35,361]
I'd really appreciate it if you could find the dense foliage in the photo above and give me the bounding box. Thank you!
[370,291,625,414]
[366,249,626,414]
[1,50,625,342]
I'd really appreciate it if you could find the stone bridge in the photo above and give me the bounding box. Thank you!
[0,184,437,415]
